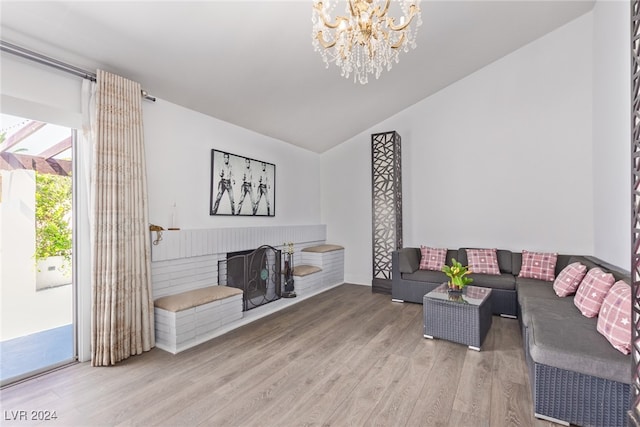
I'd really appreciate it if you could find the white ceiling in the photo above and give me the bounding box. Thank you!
[0,1,594,153]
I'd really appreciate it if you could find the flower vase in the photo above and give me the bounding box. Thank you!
[447,283,465,294]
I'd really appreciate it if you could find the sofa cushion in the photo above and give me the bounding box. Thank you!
[517,278,573,328]
[496,250,513,274]
[465,248,500,275]
[553,262,587,297]
[517,278,557,302]
[518,250,557,282]
[528,311,631,384]
[574,267,615,317]
[569,255,632,283]
[301,244,344,253]
[519,294,575,328]
[154,286,243,313]
[597,281,632,355]
[402,269,448,284]
[567,256,603,273]
[400,248,460,274]
[513,253,573,277]
[467,273,516,290]
[458,248,512,273]
[293,265,322,276]
[398,247,421,273]
[419,246,447,271]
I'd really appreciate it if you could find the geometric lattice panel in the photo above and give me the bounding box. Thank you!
[633,1,640,424]
[371,131,402,284]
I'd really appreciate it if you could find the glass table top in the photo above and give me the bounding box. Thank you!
[424,283,492,306]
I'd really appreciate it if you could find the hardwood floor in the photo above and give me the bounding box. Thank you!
[0,284,556,427]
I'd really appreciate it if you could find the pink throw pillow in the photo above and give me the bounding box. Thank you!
[419,246,447,271]
[518,250,558,282]
[574,268,615,317]
[466,248,500,275]
[553,262,587,297]
[597,281,632,354]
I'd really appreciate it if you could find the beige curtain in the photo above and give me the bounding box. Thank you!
[91,69,154,366]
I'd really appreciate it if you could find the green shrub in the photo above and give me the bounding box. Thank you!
[35,173,72,262]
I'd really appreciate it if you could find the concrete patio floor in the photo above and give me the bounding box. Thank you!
[0,324,73,383]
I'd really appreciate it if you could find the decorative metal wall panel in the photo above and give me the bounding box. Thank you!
[371,131,402,288]
[632,1,640,424]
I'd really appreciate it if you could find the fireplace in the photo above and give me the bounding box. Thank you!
[222,245,281,311]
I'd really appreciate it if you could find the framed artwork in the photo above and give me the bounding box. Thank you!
[210,149,275,216]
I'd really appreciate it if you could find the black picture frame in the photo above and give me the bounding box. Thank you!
[210,149,275,216]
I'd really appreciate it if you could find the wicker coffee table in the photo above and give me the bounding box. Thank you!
[423,283,492,351]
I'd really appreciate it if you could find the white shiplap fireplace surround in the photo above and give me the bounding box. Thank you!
[150,225,337,350]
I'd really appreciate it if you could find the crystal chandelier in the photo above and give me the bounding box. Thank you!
[312,0,422,84]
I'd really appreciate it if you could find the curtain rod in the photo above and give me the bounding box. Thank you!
[0,40,156,102]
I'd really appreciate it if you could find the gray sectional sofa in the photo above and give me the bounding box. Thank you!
[392,247,518,316]
[392,247,632,427]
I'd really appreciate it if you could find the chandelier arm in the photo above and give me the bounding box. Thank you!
[376,0,392,18]
[349,0,358,17]
[390,33,406,49]
[314,2,343,29]
[315,32,338,49]
[387,5,418,32]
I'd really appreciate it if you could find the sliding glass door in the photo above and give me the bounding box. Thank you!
[0,113,76,385]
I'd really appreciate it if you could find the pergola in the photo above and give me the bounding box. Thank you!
[0,120,72,176]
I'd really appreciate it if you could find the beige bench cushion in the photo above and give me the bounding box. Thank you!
[293,265,322,277]
[154,286,243,313]
[301,244,344,253]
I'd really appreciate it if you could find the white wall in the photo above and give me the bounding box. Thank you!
[321,137,373,285]
[143,100,321,229]
[322,13,595,285]
[592,0,630,271]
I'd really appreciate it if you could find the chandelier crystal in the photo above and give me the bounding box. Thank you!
[312,0,422,84]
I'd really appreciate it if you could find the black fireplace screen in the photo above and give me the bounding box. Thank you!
[221,245,281,311]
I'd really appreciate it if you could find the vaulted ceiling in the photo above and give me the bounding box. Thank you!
[0,1,595,153]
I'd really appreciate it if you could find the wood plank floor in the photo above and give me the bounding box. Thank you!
[0,284,556,427]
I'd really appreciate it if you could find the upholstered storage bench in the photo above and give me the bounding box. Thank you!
[292,265,323,296]
[154,286,243,354]
[301,244,345,287]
